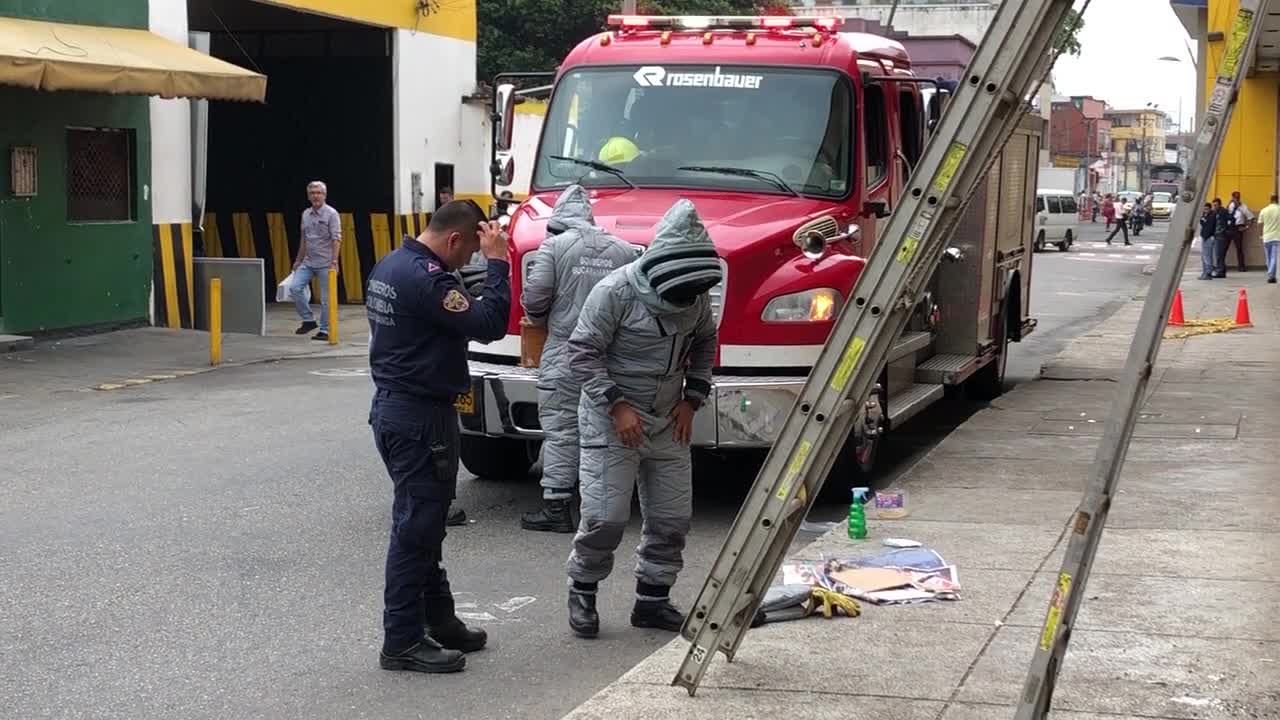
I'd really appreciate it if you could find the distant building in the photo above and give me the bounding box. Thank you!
[1050,96,1111,192]
[1165,133,1193,171]
[1104,108,1170,192]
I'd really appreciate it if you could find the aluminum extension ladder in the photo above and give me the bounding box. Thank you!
[674,0,1084,695]
[673,0,1266,715]
[1013,2,1264,717]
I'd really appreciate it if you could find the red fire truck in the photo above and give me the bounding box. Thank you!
[459,15,1041,485]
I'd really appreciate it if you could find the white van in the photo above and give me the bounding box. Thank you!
[1034,189,1077,252]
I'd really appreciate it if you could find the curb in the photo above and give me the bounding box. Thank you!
[1,334,34,354]
[90,344,367,392]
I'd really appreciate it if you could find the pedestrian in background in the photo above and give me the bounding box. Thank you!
[564,199,719,639]
[1105,197,1131,246]
[437,186,455,211]
[365,201,510,674]
[1225,190,1254,273]
[288,181,341,342]
[1102,194,1116,229]
[1258,194,1280,283]
[519,186,636,534]
[1198,202,1219,280]
[1091,192,1101,223]
[1210,198,1233,278]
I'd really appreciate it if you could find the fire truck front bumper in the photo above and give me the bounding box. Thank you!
[458,360,806,448]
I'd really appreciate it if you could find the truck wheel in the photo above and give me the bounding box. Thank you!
[968,307,1009,401]
[1034,231,1046,252]
[460,436,540,480]
[1058,230,1072,252]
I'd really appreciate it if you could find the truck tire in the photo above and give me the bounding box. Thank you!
[460,436,540,480]
[968,305,1009,401]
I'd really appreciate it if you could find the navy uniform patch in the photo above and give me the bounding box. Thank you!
[443,289,471,313]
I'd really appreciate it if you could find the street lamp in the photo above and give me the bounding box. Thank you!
[1158,55,1188,132]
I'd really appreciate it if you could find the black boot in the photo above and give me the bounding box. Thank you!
[568,582,599,638]
[379,638,466,673]
[447,507,467,526]
[631,582,685,632]
[521,498,574,533]
[429,618,487,653]
[631,599,686,631]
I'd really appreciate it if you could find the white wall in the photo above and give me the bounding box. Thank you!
[469,104,546,198]
[393,29,479,211]
[148,0,193,224]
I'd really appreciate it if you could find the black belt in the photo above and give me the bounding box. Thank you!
[374,388,454,405]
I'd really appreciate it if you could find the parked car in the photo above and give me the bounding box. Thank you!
[1034,189,1077,252]
[1149,191,1175,219]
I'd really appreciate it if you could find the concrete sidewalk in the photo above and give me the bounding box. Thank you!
[564,273,1280,719]
[0,304,369,397]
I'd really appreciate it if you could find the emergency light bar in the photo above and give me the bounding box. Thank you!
[606,15,841,32]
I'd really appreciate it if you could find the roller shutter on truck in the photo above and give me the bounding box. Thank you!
[998,133,1030,257]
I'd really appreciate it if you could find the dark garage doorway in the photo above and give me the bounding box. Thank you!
[189,0,393,300]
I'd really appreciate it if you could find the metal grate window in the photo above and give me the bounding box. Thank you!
[66,128,134,222]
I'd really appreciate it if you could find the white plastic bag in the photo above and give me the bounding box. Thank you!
[277,272,311,303]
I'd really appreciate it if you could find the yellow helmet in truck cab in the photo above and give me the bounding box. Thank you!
[598,136,641,164]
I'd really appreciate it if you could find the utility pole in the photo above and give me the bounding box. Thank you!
[886,0,902,28]
[622,0,636,14]
[1140,121,1148,193]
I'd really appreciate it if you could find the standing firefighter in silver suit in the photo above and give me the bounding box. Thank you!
[564,199,720,637]
[520,185,637,533]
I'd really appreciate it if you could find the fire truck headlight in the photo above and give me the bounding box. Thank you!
[762,288,843,323]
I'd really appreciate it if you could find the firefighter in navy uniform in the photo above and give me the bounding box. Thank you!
[365,200,511,673]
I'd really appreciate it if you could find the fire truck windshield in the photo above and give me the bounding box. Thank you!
[533,65,853,198]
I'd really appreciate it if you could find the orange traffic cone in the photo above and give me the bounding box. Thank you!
[1168,289,1186,326]
[1234,288,1253,327]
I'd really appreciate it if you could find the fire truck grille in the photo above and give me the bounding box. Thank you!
[793,215,841,244]
[709,259,728,328]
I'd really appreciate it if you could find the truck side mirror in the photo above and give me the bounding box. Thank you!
[928,88,949,127]
[863,200,891,219]
[494,83,517,152]
[491,152,515,186]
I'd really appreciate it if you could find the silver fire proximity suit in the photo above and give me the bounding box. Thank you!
[522,185,637,501]
[565,199,720,591]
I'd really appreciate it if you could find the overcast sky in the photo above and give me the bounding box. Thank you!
[1051,0,1198,132]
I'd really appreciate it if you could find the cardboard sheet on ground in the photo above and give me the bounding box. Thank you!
[829,567,914,593]
[779,543,961,605]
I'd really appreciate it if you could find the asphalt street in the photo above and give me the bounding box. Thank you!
[0,221,1156,720]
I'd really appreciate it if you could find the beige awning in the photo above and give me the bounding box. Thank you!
[0,16,265,102]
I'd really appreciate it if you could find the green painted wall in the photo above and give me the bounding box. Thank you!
[0,0,152,334]
[0,88,152,334]
[0,0,147,28]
